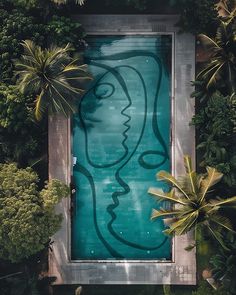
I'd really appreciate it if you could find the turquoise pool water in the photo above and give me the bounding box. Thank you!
[72,36,172,260]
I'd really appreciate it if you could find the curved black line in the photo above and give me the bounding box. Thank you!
[79,63,131,169]
[105,64,168,250]
[138,151,167,169]
[74,163,124,258]
[76,49,170,255]
[94,83,115,99]
[86,50,169,169]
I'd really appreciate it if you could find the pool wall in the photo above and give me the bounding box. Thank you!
[49,15,196,285]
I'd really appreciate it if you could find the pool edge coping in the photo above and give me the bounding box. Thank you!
[48,14,196,285]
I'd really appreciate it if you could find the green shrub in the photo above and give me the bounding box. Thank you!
[197,8,236,93]
[173,0,219,35]
[0,9,46,83]
[210,233,236,294]
[0,163,69,263]
[0,83,46,165]
[0,84,34,132]
[8,0,42,9]
[0,0,55,11]
[192,280,230,295]
[0,9,85,84]
[47,15,85,50]
[192,91,236,190]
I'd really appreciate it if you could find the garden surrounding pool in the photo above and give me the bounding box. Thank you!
[72,35,172,260]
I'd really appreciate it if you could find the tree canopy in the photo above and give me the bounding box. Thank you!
[149,156,236,250]
[0,163,69,263]
[16,40,91,120]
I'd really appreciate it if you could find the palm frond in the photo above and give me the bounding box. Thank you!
[149,156,233,246]
[166,211,198,236]
[209,196,236,207]
[198,34,220,50]
[164,215,190,235]
[52,78,84,95]
[207,224,230,251]
[197,61,222,80]
[199,167,223,203]
[184,155,198,195]
[15,40,90,120]
[35,91,47,121]
[210,214,236,233]
[206,62,225,88]
[148,187,187,205]
[157,171,192,202]
[63,64,82,73]
[50,84,75,114]
[151,208,180,220]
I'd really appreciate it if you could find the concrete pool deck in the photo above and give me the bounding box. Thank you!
[48,15,196,285]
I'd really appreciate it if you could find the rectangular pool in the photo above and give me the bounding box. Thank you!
[72,35,172,260]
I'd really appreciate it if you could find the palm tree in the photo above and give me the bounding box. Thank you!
[197,6,236,93]
[148,155,236,250]
[15,40,91,120]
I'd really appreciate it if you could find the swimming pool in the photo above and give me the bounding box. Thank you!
[72,35,172,260]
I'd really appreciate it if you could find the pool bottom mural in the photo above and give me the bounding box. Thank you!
[72,36,172,260]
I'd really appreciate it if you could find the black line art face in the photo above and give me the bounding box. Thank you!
[72,36,172,260]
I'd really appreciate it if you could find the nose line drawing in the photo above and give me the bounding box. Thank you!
[79,63,132,169]
[106,62,168,250]
[76,62,133,258]
[90,50,170,167]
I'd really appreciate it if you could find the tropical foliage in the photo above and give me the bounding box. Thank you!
[51,0,150,10]
[47,15,86,50]
[192,280,230,295]
[210,233,236,294]
[191,3,236,193]
[0,8,85,84]
[0,163,69,263]
[148,155,236,249]
[192,90,236,190]
[0,271,57,295]
[15,40,90,120]
[211,253,236,294]
[0,83,46,165]
[0,9,46,83]
[174,0,219,35]
[5,0,85,8]
[197,5,236,93]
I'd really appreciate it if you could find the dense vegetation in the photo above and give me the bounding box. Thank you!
[0,1,85,294]
[16,40,90,120]
[0,0,235,294]
[192,5,236,195]
[151,3,236,294]
[0,83,46,166]
[149,156,236,250]
[1,0,220,34]
[192,91,236,191]
[0,9,46,83]
[0,163,69,262]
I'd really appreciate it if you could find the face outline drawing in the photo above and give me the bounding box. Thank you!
[72,36,172,260]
